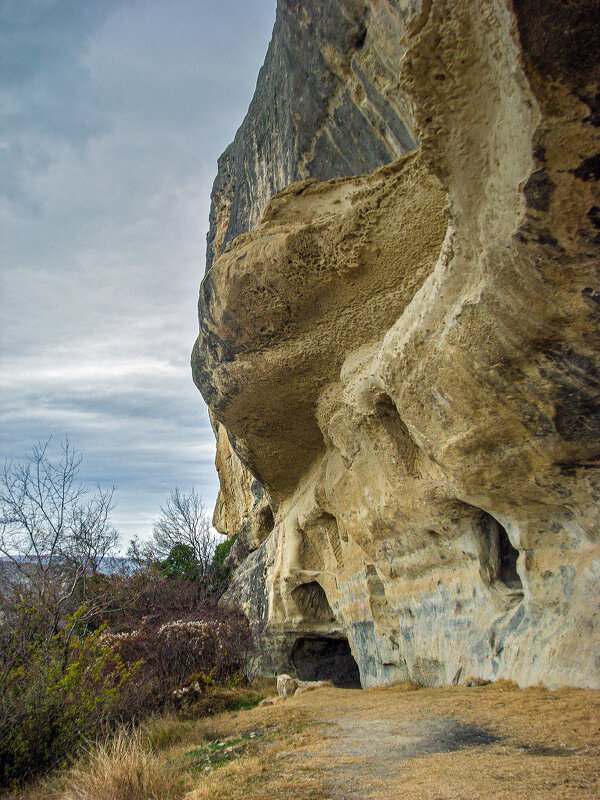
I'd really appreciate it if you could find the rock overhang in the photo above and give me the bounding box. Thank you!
[193,156,449,498]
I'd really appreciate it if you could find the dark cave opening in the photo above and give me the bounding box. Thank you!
[478,511,523,592]
[466,505,524,594]
[260,504,275,534]
[496,521,522,591]
[290,636,362,688]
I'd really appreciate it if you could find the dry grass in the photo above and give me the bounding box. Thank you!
[7,681,600,800]
[185,682,600,800]
[59,728,188,800]
[143,715,198,752]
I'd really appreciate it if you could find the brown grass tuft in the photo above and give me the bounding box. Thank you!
[60,728,186,800]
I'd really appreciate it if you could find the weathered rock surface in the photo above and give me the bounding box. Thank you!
[211,414,274,559]
[276,673,299,698]
[205,0,417,273]
[193,0,600,689]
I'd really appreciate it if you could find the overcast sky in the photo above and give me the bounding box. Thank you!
[0,0,276,546]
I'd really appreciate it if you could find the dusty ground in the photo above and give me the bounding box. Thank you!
[185,682,600,800]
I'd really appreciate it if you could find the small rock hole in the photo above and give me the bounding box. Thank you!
[470,506,523,594]
[260,505,275,534]
[291,581,336,623]
[497,522,522,591]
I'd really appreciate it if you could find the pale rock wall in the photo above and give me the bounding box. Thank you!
[212,419,275,565]
[212,419,254,537]
[192,0,600,689]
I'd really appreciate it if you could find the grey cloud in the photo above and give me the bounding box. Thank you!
[1,0,277,541]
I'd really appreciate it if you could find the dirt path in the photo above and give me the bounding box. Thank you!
[324,715,502,797]
[187,683,600,800]
[309,695,593,799]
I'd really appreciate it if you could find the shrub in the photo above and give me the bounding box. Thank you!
[158,543,200,581]
[0,585,255,790]
[0,615,138,789]
[101,571,211,631]
[211,534,237,567]
[103,606,254,715]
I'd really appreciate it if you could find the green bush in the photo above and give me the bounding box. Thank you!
[158,543,200,581]
[208,534,238,595]
[0,610,138,790]
[211,534,237,567]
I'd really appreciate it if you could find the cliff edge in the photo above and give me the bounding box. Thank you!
[192,0,600,689]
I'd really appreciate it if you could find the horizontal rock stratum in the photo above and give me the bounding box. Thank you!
[192,0,600,689]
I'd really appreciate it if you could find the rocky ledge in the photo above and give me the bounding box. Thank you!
[192,0,600,689]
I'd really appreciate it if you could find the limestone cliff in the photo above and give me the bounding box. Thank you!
[192,0,600,689]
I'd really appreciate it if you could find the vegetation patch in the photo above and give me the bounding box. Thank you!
[181,732,261,773]
[0,440,256,792]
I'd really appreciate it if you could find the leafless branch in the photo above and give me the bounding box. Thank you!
[151,487,217,577]
[0,437,119,631]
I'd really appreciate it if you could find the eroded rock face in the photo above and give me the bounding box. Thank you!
[192,0,600,689]
[205,0,418,272]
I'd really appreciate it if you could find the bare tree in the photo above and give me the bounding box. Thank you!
[0,438,118,633]
[151,488,217,578]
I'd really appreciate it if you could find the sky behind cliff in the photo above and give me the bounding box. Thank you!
[0,0,276,544]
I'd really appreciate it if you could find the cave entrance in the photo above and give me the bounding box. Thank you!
[290,636,362,688]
